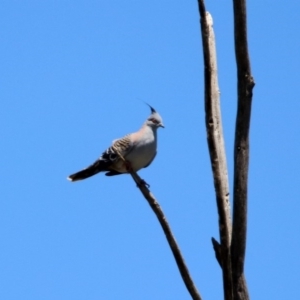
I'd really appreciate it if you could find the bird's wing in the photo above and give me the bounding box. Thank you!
[67,134,134,181]
[100,134,134,165]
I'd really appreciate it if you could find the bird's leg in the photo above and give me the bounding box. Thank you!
[113,149,150,188]
[124,161,133,172]
[138,179,150,189]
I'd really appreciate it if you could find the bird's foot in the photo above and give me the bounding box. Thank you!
[137,179,150,189]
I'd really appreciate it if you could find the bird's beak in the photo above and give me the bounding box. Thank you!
[160,123,165,128]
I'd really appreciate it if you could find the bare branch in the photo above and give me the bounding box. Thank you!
[197,1,233,299]
[113,148,202,300]
[130,173,202,300]
[231,0,255,299]
[211,237,222,268]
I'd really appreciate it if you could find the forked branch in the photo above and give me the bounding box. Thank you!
[197,1,233,300]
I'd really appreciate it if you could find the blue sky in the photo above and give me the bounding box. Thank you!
[1,1,299,299]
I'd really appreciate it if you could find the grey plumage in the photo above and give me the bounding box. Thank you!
[67,106,164,182]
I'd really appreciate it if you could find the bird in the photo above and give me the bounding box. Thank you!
[67,104,164,182]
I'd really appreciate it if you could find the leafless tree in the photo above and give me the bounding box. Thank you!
[117,1,254,299]
[198,0,254,299]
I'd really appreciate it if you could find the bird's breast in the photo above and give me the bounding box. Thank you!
[126,138,157,171]
[111,127,157,173]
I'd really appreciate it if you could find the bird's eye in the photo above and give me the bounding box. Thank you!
[149,118,159,124]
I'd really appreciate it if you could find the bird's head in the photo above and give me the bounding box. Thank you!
[145,104,164,129]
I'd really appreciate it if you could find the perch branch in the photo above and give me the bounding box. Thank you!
[113,147,202,300]
[197,1,233,299]
[231,0,255,299]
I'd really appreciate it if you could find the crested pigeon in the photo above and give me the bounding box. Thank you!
[67,105,164,182]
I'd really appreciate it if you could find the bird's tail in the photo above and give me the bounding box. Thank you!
[67,160,107,182]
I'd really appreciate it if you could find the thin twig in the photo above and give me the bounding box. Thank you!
[113,147,202,300]
[231,0,255,299]
[197,1,233,299]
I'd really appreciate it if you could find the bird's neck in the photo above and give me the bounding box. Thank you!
[143,124,157,138]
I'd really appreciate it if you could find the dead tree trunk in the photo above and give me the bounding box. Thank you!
[197,0,254,299]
